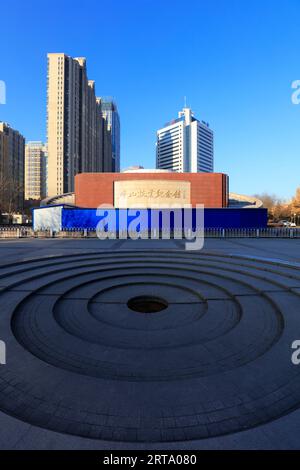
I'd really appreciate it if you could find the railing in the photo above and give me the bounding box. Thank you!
[204,227,300,238]
[58,227,300,239]
[0,226,34,238]
[0,227,300,239]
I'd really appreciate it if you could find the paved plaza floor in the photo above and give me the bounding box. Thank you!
[0,237,300,449]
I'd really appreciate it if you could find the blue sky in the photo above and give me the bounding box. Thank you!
[1,0,299,199]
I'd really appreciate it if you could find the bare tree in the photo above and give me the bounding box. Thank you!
[291,187,300,214]
[253,193,279,211]
[253,192,292,221]
[0,175,24,215]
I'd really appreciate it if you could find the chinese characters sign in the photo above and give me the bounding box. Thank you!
[114,180,191,208]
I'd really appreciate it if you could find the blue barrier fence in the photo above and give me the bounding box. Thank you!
[61,207,268,230]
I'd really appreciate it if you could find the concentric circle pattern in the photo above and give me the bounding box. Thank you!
[1,249,300,441]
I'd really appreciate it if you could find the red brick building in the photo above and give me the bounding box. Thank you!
[75,172,229,208]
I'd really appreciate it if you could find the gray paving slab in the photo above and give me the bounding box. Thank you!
[0,238,299,448]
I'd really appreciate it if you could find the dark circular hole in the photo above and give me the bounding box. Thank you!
[127,296,168,313]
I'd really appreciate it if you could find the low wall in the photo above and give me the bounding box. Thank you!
[61,207,267,230]
[61,208,267,230]
[33,205,268,232]
[33,206,268,231]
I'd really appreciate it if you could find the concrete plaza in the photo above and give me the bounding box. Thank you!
[0,237,300,449]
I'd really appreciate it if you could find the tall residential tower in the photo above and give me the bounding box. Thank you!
[156,107,214,173]
[47,53,116,197]
[25,142,47,200]
[0,122,25,212]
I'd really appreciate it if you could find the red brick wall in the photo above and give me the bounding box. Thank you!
[75,172,229,208]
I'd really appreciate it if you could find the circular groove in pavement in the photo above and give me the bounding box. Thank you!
[0,250,297,441]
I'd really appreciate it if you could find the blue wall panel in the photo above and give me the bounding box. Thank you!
[61,208,268,230]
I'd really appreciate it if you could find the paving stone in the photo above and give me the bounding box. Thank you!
[0,238,300,448]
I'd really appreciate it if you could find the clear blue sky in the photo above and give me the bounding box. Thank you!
[1,0,299,199]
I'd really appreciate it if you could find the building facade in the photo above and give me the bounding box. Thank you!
[47,53,117,197]
[75,171,228,209]
[0,122,25,212]
[156,107,214,173]
[101,99,120,172]
[25,142,47,200]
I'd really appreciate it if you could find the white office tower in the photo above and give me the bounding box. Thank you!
[156,107,214,173]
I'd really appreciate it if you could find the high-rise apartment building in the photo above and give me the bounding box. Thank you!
[0,122,25,212]
[156,107,214,173]
[47,53,116,197]
[101,99,120,172]
[103,121,113,172]
[25,142,47,200]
